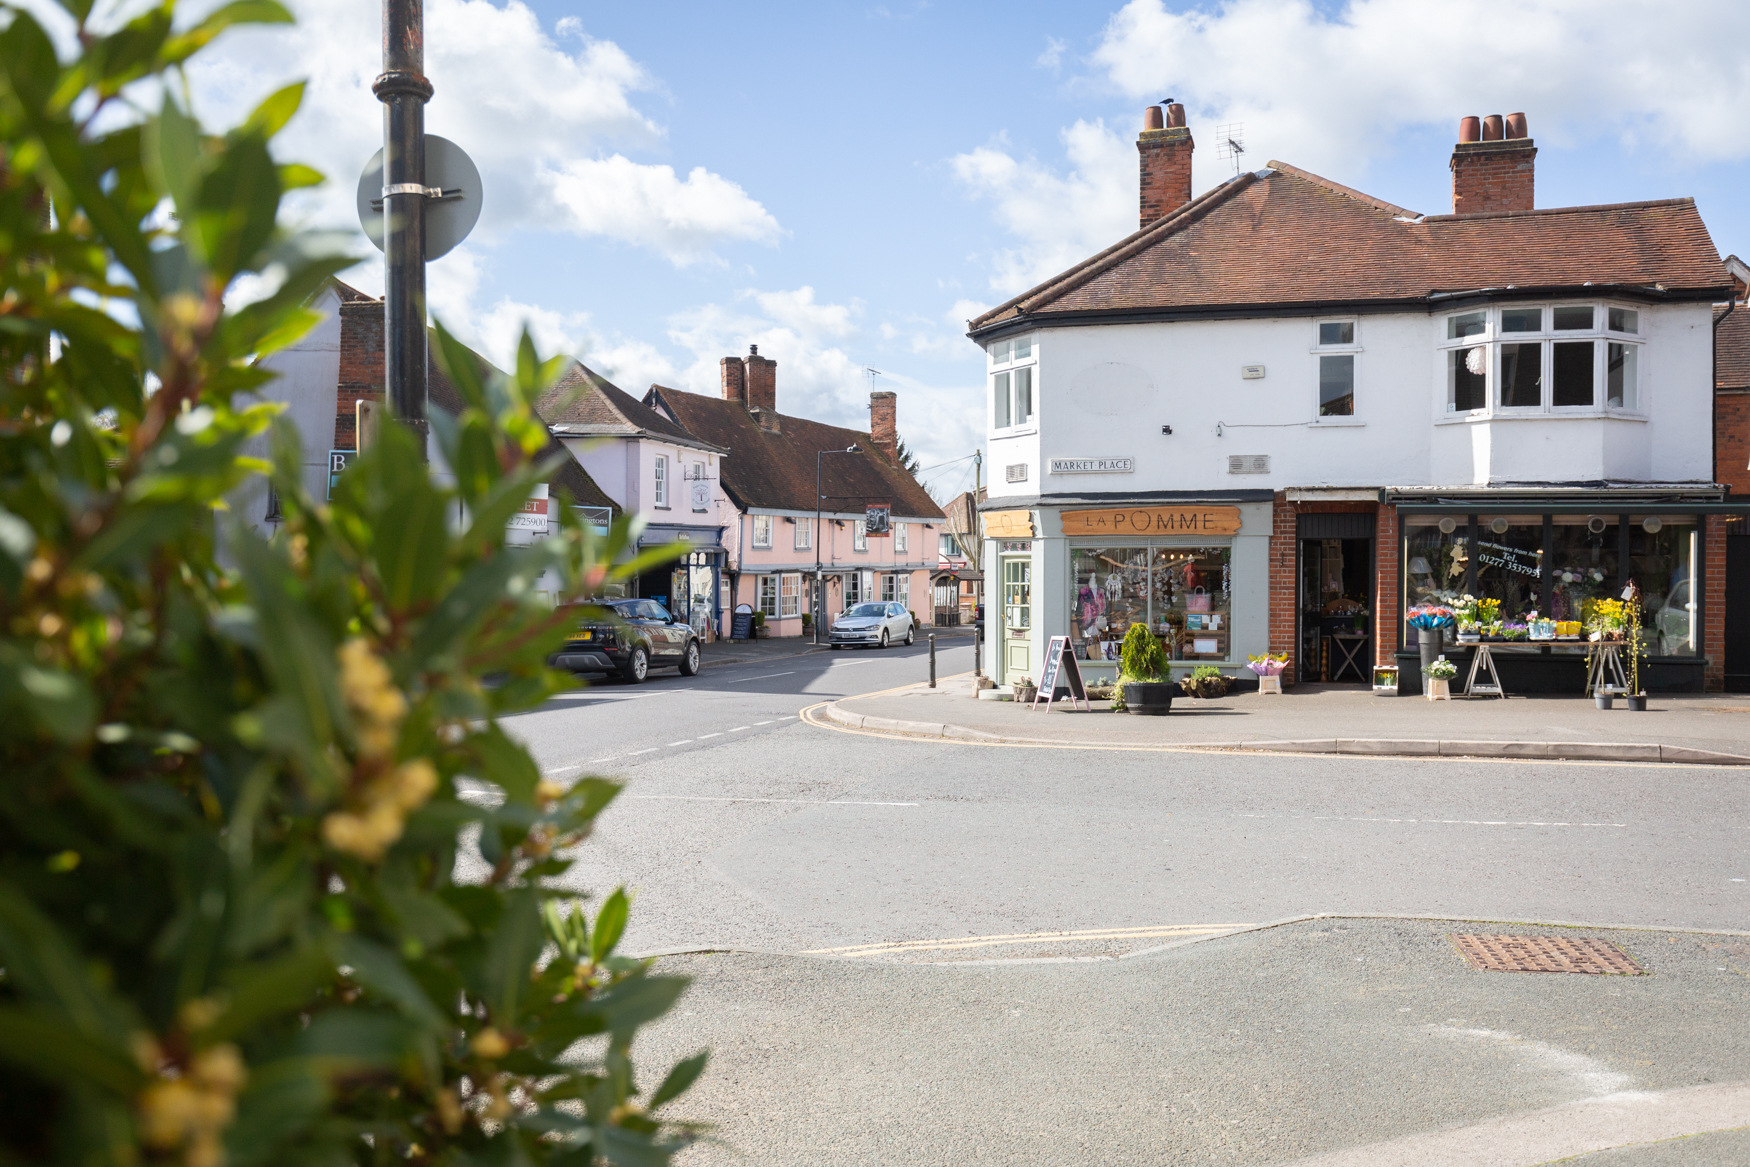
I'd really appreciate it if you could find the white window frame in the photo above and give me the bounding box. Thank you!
[882,573,897,602]
[779,573,801,618]
[1311,317,1360,420]
[1437,302,1644,419]
[752,514,772,549]
[794,517,812,551]
[652,454,668,508]
[894,522,908,553]
[757,575,778,617]
[896,572,910,609]
[941,532,959,558]
[989,333,1037,435]
[853,523,867,552]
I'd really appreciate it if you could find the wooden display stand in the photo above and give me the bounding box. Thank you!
[1257,675,1283,695]
[1462,644,1506,698]
[1586,641,1629,697]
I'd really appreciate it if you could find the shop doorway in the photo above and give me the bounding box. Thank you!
[1297,513,1374,684]
[1727,529,1750,693]
[1000,554,1032,685]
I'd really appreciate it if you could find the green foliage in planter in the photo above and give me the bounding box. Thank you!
[751,610,766,627]
[0,7,703,1166]
[1117,623,1167,685]
[800,612,811,629]
[1183,665,1232,698]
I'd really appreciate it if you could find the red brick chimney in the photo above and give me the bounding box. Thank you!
[720,354,746,406]
[1451,112,1535,214]
[870,390,897,463]
[1138,103,1193,228]
[743,344,776,414]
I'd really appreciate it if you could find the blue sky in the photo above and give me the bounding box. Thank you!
[163,0,1750,497]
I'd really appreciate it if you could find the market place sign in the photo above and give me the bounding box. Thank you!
[1050,456,1134,474]
[1060,505,1242,537]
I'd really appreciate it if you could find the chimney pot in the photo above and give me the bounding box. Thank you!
[1481,114,1504,141]
[1451,110,1535,214]
[869,390,898,465]
[1504,111,1528,139]
[749,344,758,356]
[1458,115,1481,143]
[1144,105,1164,131]
[1164,102,1186,128]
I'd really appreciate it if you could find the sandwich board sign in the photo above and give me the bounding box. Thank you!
[1032,635,1090,712]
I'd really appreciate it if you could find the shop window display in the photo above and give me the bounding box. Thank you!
[1403,516,1471,614]
[1069,545,1232,663]
[1474,516,1543,622]
[1628,517,1696,656]
[1549,515,1617,625]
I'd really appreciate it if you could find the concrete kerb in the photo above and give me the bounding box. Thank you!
[814,699,1750,766]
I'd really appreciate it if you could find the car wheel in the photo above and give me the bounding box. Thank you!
[621,645,649,683]
[679,640,700,677]
[904,626,915,646]
[831,644,842,651]
[878,629,889,649]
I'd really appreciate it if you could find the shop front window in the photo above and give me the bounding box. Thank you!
[1629,517,1697,656]
[1549,515,1617,625]
[1068,545,1232,663]
[1474,516,1543,623]
[1403,516,1471,610]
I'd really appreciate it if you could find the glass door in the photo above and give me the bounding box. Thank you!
[1002,556,1032,685]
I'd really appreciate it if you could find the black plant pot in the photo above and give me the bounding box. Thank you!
[1124,681,1176,716]
[1625,695,1647,711]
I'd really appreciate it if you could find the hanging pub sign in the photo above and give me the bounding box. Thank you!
[1060,505,1241,538]
[865,503,891,537]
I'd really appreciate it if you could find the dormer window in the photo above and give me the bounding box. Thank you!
[1440,302,1642,417]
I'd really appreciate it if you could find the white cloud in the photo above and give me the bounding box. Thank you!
[1036,36,1068,71]
[751,287,859,340]
[950,120,1135,295]
[183,0,779,267]
[1091,0,1750,192]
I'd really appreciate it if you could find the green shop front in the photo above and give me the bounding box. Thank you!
[1390,488,1743,695]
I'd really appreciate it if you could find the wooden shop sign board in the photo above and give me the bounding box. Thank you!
[985,510,1035,538]
[1060,505,1242,537]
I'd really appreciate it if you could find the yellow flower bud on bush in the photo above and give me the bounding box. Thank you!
[470,1027,510,1059]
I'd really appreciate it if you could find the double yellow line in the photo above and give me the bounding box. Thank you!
[803,922,1255,958]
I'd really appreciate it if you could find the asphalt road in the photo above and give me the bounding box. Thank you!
[506,639,1750,1165]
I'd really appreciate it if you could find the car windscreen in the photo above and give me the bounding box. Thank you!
[845,604,887,617]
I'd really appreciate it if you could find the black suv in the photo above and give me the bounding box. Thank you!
[549,598,701,683]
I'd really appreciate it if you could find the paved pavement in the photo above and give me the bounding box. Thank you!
[501,640,1750,1165]
[822,675,1750,762]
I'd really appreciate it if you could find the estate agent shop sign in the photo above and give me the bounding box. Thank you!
[1059,505,1242,537]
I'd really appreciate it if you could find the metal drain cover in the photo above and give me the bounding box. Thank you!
[1450,934,1645,975]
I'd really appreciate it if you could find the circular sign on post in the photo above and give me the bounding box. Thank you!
[356,134,483,260]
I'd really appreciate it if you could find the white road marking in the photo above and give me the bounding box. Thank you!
[745,671,796,680]
[697,733,722,739]
[779,715,798,721]
[728,726,750,732]
[628,794,918,807]
[753,720,773,726]
[666,740,693,747]
[626,748,657,756]
[1238,814,1627,828]
[810,923,1253,957]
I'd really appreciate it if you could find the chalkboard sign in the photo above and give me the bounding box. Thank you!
[731,609,754,640]
[1031,635,1090,712]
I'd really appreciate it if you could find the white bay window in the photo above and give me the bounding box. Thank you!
[1440,302,1642,416]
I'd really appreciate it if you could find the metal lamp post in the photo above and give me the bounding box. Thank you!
[814,445,862,645]
[375,0,432,452]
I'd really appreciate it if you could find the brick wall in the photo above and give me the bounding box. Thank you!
[870,391,897,464]
[1269,494,1297,677]
[1704,514,1734,691]
[1717,390,1750,495]
[1138,127,1193,228]
[335,298,384,450]
[1374,505,1401,667]
[1450,141,1536,214]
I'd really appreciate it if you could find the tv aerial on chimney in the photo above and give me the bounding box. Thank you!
[1215,123,1246,176]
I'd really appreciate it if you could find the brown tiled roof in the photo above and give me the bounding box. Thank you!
[1718,304,1750,390]
[427,344,619,515]
[970,164,1728,330]
[645,386,944,520]
[535,361,717,450]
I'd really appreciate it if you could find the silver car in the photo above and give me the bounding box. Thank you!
[829,601,915,649]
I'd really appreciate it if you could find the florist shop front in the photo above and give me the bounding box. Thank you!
[1389,490,1744,695]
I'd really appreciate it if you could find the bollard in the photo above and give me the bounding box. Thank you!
[973,629,981,677]
[928,634,936,688]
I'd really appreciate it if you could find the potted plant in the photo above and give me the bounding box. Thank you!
[1118,623,1175,715]
[1623,581,1648,711]
[752,610,769,638]
[1247,652,1288,695]
[1183,664,1232,699]
[1372,666,1399,695]
[1585,597,1627,641]
[1422,655,1457,701]
[801,612,812,632]
[1407,604,1455,678]
[1501,622,1529,642]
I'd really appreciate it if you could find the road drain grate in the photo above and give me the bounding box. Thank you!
[1450,933,1645,975]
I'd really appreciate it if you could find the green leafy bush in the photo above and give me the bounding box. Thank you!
[1117,623,1167,684]
[0,5,702,1166]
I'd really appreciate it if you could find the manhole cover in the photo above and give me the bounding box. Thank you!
[1450,934,1645,975]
